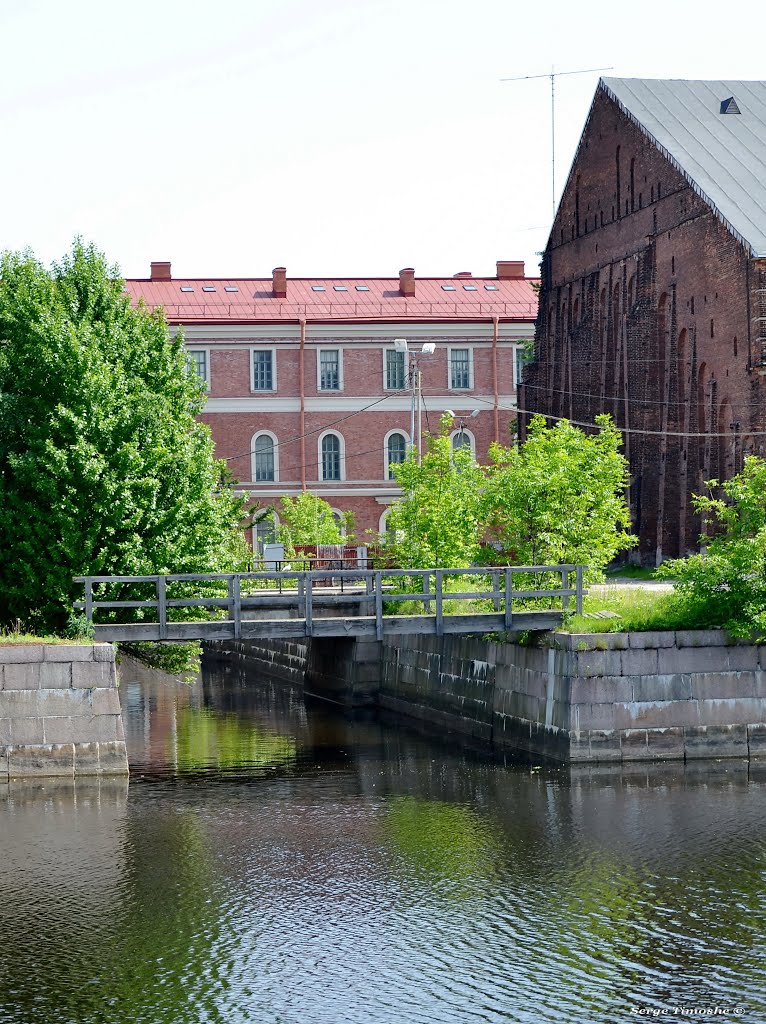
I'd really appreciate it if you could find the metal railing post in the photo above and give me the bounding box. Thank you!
[576,565,584,615]
[504,568,513,631]
[157,576,167,640]
[561,568,569,611]
[423,570,432,613]
[84,579,93,624]
[492,570,501,612]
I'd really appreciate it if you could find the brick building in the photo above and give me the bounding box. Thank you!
[521,78,766,564]
[125,262,537,548]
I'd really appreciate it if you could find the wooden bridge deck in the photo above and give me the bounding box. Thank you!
[74,565,585,643]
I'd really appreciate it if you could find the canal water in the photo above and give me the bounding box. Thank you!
[1,654,766,1024]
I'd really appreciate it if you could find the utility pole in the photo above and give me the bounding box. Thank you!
[501,65,613,220]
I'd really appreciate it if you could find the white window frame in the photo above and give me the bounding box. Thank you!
[250,346,277,393]
[316,347,344,392]
[186,347,210,391]
[383,347,408,391]
[447,345,474,390]
[513,342,531,388]
[251,430,279,483]
[383,428,410,480]
[449,427,476,457]
[252,510,280,556]
[329,508,347,538]
[317,429,346,482]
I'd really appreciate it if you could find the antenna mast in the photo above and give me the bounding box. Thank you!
[501,65,614,221]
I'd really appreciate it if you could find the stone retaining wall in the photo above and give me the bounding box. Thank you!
[228,629,766,762]
[379,630,766,762]
[0,644,128,778]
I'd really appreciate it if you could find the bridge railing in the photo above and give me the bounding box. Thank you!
[73,565,585,640]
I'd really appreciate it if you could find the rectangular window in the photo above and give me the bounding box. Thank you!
[252,350,275,391]
[319,349,341,391]
[187,350,208,387]
[514,345,532,387]
[385,349,406,390]
[450,348,471,389]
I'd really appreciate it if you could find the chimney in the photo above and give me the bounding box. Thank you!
[399,267,415,297]
[272,266,287,298]
[453,271,472,278]
[150,261,172,281]
[496,260,525,279]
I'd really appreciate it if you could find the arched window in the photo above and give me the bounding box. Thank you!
[253,510,279,556]
[450,428,475,457]
[320,432,343,481]
[385,431,408,479]
[252,432,277,482]
[330,509,347,538]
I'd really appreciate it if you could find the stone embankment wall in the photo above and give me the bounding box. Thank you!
[379,630,766,762]
[234,629,766,763]
[0,644,128,778]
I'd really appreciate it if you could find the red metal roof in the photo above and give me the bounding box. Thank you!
[123,275,539,323]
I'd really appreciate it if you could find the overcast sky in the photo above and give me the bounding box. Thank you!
[1,0,764,281]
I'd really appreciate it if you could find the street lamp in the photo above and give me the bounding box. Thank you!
[394,339,435,463]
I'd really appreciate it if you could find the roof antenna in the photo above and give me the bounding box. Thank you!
[501,66,614,221]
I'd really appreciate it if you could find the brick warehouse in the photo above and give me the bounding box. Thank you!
[520,78,766,565]
[125,262,537,548]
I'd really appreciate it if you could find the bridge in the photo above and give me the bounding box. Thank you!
[74,565,585,643]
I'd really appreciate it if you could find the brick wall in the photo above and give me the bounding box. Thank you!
[522,86,766,563]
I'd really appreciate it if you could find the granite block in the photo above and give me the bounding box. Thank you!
[620,729,651,761]
[8,744,75,778]
[684,724,748,759]
[587,729,622,762]
[632,673,693,702]
[0,646,44,664]
[675,630,729,647]
[646,727,685,760]
[43,645,94,662]
[747,723,766,758]
[620,648,659,676]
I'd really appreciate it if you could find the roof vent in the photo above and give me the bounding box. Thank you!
[720,96,741,115]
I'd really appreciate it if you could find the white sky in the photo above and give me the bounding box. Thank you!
[1,0,764,281]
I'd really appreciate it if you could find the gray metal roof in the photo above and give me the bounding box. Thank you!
[600,77,766,257]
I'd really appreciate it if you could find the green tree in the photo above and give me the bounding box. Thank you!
[660,456,766,637]
[387,419,486,568]
[482,415,635,582]
[0,241,249,632]
[277,491,351,550]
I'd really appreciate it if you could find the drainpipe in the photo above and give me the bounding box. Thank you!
[299,318,307,489]
[492,316,500,443]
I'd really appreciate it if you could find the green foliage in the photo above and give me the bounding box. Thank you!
[561,586,704,634]
[277,491,351,550]
[120,641,202,678]
[0,241,250,633]
[482,415,635,583]
[658,456,766,638]
[387,421,486,569]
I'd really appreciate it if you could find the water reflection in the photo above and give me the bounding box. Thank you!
[0,653,765,1023]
